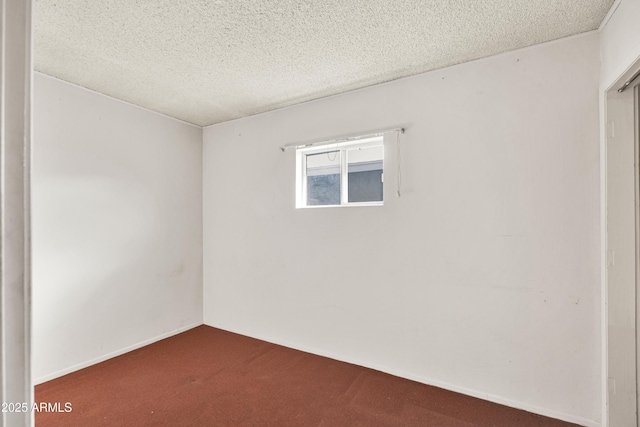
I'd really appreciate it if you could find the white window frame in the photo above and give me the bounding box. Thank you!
[296,136,384,208]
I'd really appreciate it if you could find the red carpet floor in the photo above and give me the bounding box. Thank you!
[35,325,582,426]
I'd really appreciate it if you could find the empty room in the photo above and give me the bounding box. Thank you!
[2,0,640,426]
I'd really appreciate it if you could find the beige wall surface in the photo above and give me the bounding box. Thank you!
[32,73,204,383]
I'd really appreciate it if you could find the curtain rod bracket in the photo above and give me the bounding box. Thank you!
[618,69,640,93]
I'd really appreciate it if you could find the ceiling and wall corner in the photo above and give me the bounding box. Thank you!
[34,0,615,127]
[600,0,640,88]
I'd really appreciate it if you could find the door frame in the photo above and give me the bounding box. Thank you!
[0,0,33,426]
[635,82,640,427]
[604,58,640,427]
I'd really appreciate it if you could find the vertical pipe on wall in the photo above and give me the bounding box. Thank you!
[0,0,32,425]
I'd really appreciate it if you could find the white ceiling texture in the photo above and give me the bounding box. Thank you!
[35,0,615,127]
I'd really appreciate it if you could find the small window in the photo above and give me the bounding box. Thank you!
[296,136,383,208]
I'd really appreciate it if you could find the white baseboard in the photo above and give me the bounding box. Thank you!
[205,321,600,427]
[34,322,203,385]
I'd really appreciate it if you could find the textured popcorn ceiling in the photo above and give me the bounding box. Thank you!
[35,0,615,126]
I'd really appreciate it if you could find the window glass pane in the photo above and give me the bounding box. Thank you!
[306,150,341,206]
[347,145,383,203]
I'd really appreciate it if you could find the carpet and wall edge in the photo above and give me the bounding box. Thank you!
[34,320,599,426]
[203,321,600,427]
[33,322,204,385]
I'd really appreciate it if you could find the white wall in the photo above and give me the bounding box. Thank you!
[32,73,203,383]
[203,33,602,425]
[600,0,640,89]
